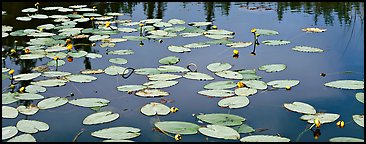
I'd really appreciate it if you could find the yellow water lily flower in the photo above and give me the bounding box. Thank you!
[251,28,257,33]
[255,33,260,37]
[38,27,44,32]
[24,48,30,54]
[66,44,73,51]
[174,134,182,141]
[10,49,16,53]
[90,17,95,21]
[237,81,245,88]
[93,6,97,9]
[233,49,239,55]
[170,107,178,113]
[336,120,345,128]
[8,69,15,75]
[212,25,217,29]
[53,56,59,61]
[105,21,111,28]
[66,38,72,44]
[19,87,25,93]
[285,86,291,90]
[139,23,144,27]
[314,118,321,128]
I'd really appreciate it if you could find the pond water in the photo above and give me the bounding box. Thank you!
[2,2,364,142]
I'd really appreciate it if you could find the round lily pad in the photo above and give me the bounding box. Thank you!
[234,87,258,96]
[180,33,202,37]
[2,106,18,119]
[107,49,134,55]
[13,73,41,81]
[21,8,38,13]
[69,98,110,108]
[153,22,173,28]
[215,71,243,80]
[135,89,169,97]
[168,45,191,53]
[16,16,32,21]
[198,90,235,97]
[329,137,364,142]
[256,29,279,36]
[104,66,129,76]
[20,54,45,60]
[17,105,39,116]
[89,35,110,41]
[205,34,234,40]
[218,96,250,109]
[258,64,286,72]
[324,80,364,90]
[207,62,232,72]
[164,26,186,33]
[188,21,212,27]
[2,92,19,104]
[15,93,44,100]
[91,127,140,140]
[197,113,245,126]
[356,92,364,104]
[262,40,291,46]
[157,65,189,73]
[206,29,234,35]
[83,111,120,125]
[47,60,66,67]
[159,56,180,65]
[353,115,364,127]
[198,125,240,140]
[7,134,36,142]
[184,43,210,49]
[37,97,68,110]
[16,119,49,134]
[109,58,128,65]
[292,46,324,53]
[86,53,102,59]
[283,102,316,115]
[31,79,67,87]
[267,80,300,88]
[300,113,340,124]
[243,80,267,90]
[30,14,48,19]
[117,85,147,92]
[168,19,185,25]
[80,69,104,75]
[226,42,252,48]
[183,72,214,81]
[140,102,170,116]
[148,74,182,81]
[234,124,255,134]
[68,51,88,58]
[240,135,291,142]
[204,80,236,90]
[2,126,18,140]
[66,74,97,83]
[143,80,178,89]
[154,121,200,134]
[135,68,161,75]
[42,71,71,78]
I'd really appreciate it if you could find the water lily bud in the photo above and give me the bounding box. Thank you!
[67,56,73,62]
[336,120,345,128]
[8,69,15,75]
[256,33,260,37]
[139,23,144,27]
[174,134,182,141]
[92,43,96,46]
[313,129,321,140]
[212,25,217,29]
[24,48,30,54]
[251,28,257,33]
[250,51,256,56]
[35,2,39,7]
[105,21,111,28]
[19,87,25,93]
[237,81,245,88]
[90,17,95,21]
[139,41,144,46]
[66,44,73,51]
[10,84,15,89]
[10,49,16,53]
[158,39,163,43]
[233,49,239,55]
[314,118,321,128]
[170,107,178,113]
[285,86,291,90]
[53,56,59,61]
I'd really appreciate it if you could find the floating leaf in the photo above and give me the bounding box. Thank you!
[46,52,68,59]
[206,29,234,35]
[140,18,162,24]
[215,71,243,80]
[37,97,68,110]
[157,65,189,73]
[123,36,148,41]
[168,45,191,53]
[300,113,340,124]
[258,64,286,72]
[284,102,316,115]
[91,127,140,140]
[17,105,39,116]
[117,85,147,92]
[159,56,180,65]
[148,74,181,81]
[302,28,326,33]
[2,106,18,119]
[89,35,110,41]
[292,46,324,53]
[183,43,210,49]
[240,135,291,142]
[242,80,267,90]
[42,71,71,78]
[2,126,18,140]
[234,124,255,134]
[324,80,364,90]
[143,81,178,89]
[7,134,36,142]
[69,98,110,108]
[21,8,38,13]
[153,22,173,28]
[135,89,169,97]
[118,27,137,33]
[20,54,45,60]
[68,50,88,58]
[218,96,250,109]
[356,92,364,104]
[198,125,240,140]
[256,29,279,36]
[353,115,364,127]
[86,53,103,59]
[135,68,161,75]
[168,19,185,25]
[104,66,129,76]
[2,92,19,105]
[13,73,41,81]
[207,62,232,72]
[180,33,202,37]
[66,74,97,83]
[16,120,49,134]
[205,34,234,39]
[204,39,234,45]
[234,88,258,96]
[16,16,32,21]
[83,111,119,125]
[183,72,214,81]
[155,121,199,135]
[188,22,212,27]
[164,26,186,33]
[329,137,364,142]
[262,40,291,46]
[30,14,48,19]
[15,93,44,100]
[198,90,235,97]
[204,80,236,90]
[47,60,66,67]
[31,79,67,87]
[267,80,300,88]
[140,102,170,116]
[107,49,134,55]
[80,69,104,75]
[226,42,252,48]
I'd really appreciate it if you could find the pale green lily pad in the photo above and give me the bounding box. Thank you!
[140,102,170,116]
[83,13,102,17]
[2,92,19,104]
[226,42,252,48]
[122,36,148,41]
[42,71,71,78]
[37,97,68,110]
[153,22,173,28]
[2,106,18,119]
[16,16,32,21]
[73,18,89,23]
[80,69,104,75]
[16,105,39,116]
[68,50,88,58]
[103,38,127,43]
[7,134,36,142]
[234,87,258,96]
[183,72,214,81]
[234,124,255,134]
[188,22,212,27]
[15,93,44,100]
[329,137,364,142]
[10,30,27,36]
[207,62,232,72]
[148,74,182,81]
[324,80,364,90]
[69,98,110,108]
[198,90,234,97]
[159,56,180,65]
[204,80,236,90]
[243,80,267,90]
[240,135,290,142]
[164,26,186,33]
[284,102,316,115]
[13,73,41,81]
[29,32,56,37]
[83,111,119,125]
[107,49,134,55]
[353,115,364,127]
[30,14,48,19]
[218,96,250,109]
[184,43,210,49]
[16,119,49,134]
[143,80,178,89]
[180,33,203,37]
[262,40,291,46]
[155,121,200,135]
[182,27,206,33]
[103,139,134,142]
[206,29,234,35]
[121,22,140,26]
[75,8,97,12]
[105,12,124,16]
[135,68,161,75]
[356,92,364,104]
[168,45,191,53]
[258,64,286,72]
[157,65,189,73]
[140,18,162,24]
[2,32,8,38]
[69,5,87,9]
[198,125,240,140]
[91,127,140,140]
[267,80,300,88]
[20,54,45,60]
[215,71,243,80]
[21,8,38,13]
[205,34,234,39]
[256,29,279,36]
[46,52,68,59]
[47,60,66,67]
[135,89,169,97]
[31,79,67,87]
[86,53,102,59]
[2,126,18,140]
[43,7,63,11]
[292,46,324,53]
[117,27,137,33]
[2,68,10,73]
[204,39,234,45]
[104,66,129,76]
[168,19,185,24]
[117,85,147,92]
[300,113,340,124]
[89,35,110,41]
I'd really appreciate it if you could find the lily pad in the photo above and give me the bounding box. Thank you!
[135,89,169,97]
[355,92,364,104]
[184,43,210,49]
[168,19,185,25]
[240,135,291,142]
[2,93,19,105]
[2,106,18,119]
[256,29,279,36]
[242,80,267,90]
[300,113,340,124]
[153,22,173,28]
[215,71,243,80]
[86,53,103,59]
[205,34,234,40]
[143,80,178,89]
[69,98,110,108]
[83,111,120,125]
[183,72,214,81]
[180,33,202,37]
[218,96,250,109]
[207,62,232,72]
[17,105,39,116]
[37,97,68,110]
[168,45,191,53]
[226,42,252,48]
[140,18,162,24]
[2,126,18,140]
[159,56,180,65]
[7,134,36,142]
[66,74,97,83]
[206,29,234,35]
[258,64,286,72]
[15,93,44,100]
[47,60,66,67]
[204,80,236,90]
[352,115,364,127]
[16,16,32,21]
[68,50,88,58]
[107,49,134,55]
[89,35,110,41]
[234,124,255,134]
[30,14,48,19]
[91,127,140,140]
[147,74,182,81]
[198,90,235,97]
[292,46,324,53]
[46,52,68,59]
[80,69,104,75]
[164,26,186,33]
[140,102,170,116]
[104,66,129,76]
[16,119,49,134]
[198,125,240,140]
[267,80,300,89]
[21,8,38,13]
[20,54,45,60]
[234,87,258,96]
[42,71,71,78]
[283,102,316,115]
[154,121,200,134]
[262,40,291,46]
[301,28,326,33]
[117,85,147,92]
[157,65,189,73]
[324,80,364,90]
[329,137,364,142]
[31,79,67,87]
[188,22,212,27]
[13,73,41,81]
[135,68,161,75]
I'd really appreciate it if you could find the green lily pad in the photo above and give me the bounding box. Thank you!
[30,14,48,19]
[204,39,234,45]
[107,49,134,55]
[10,30,27,36]
[198,90,234,97]
[105,12,124,16]
[157,65,189,73]
[140,102,170,116]
[204,80,236,90]
[69,98,110,108]
[83,111,119,125]
[198,125,240,140]
[47,60,66,67]
[207,62,232,72]
[117,85,147,92]
[183,72,214,81]
[46,52,68,59]
[267,80,300,88]
[215,70,243,80]
[37,24,56,30]
[154,121,200,135]
[104,66,129,76]
[180,33,203,37]
[123,36,148,41]
[234,87,258,96]
[21,8,38,13]
[91,127,140,140]
[69,5,87,9]
[242,80,267,90]
[135,89,169,97]
[143,80,178,89]
[16,16,32,21]
[31,79,67,87]
[159,56,180,65]
[7,134,36,142]
[16,105,39,116]
[13,73,41,81]
[148,74,182,81]
[37,97,68,110]
[80,69,104,75]
[68,50,88,58]
[16,119,49,134]
[240,135,290,142]
[218,96,250,109]
[258,64,286,72]
[135,68,161,75]
[188,22,212,27]
[206,29,234,35]
[234,124,255,134]
[103,38,128,43]
[205,34,234,39]
[183,43,210,49]
[329,137,364,142]
[300,113,340,124]
[356,92,364,104]
[15,93,44,100]
[42,71,71,78]
[168,19,185,25]
[182,27,206,33]
[284,101,316,115]
[256,29,279,36]
[168,45,191,53]
[353,115,364,127]
[118,27,137,33]
[2,126,18,140]
[89,35,110,41]
[164,26,186,33]
[20,54,45,60]
[86,53,103,59]
[226,42,252,48]
[75,8,97,12]
[140,18,162,24]
[2,106,18,119]
[262,40,291,46]
[324,80,364,90]
[2,92,19,104]
[29,32,56,37]
[153,22,173,28]
[292,46,324,53]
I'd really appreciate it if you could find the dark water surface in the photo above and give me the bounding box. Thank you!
[2,2,364,142]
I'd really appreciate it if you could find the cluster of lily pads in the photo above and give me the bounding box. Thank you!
[2,3,364,142]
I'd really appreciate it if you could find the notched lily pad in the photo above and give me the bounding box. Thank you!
[324,80,364,90]
[218,96,250,109]
[234,87,257,96]
[69,98,110,108]
[262,40,290,46]
[258,64,286,72]
[140,102,170,116]
[240,135,290,142]
[117,85,147,92]
[159,56,180,65]
[135,89,169,97]
[91,127,140,140]
[83,111,120,125]
[16,119,49,134]
[300,113,340,124]
[17,105,39,116]
[352,115,364,127]
[283,101,316,115]
[7,134,36,142]
[37,97,68,110]
[157,65,189,73]
[2,106,18,119]
[204,80,236,90]
[104,66,129,76]
[197,113,245,126]
[355,92,364,104]
[267,80,300,89]
[31,79,67,87]
[13,73,41,81]
[242,80,267,90]
[292,46,324,53]
[256,29,279,36]
[183,72,214,81]
[215,70,243,80]
[66,74,97,83]
[143,80,178,89]
[148,74,181,81]
[329,137,364,142]
[198,125,240,140]
[207,62,232,72]
[2,126,18,140]
[154,121,200,134]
